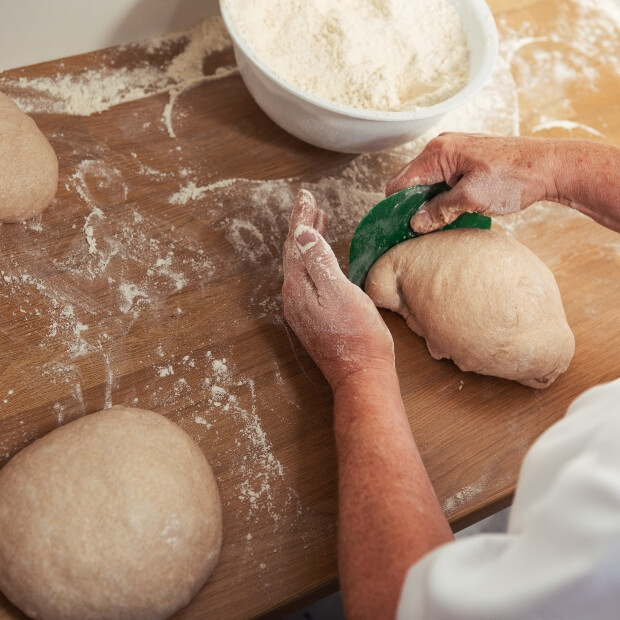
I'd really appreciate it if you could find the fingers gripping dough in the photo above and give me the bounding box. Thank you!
[0,407,222,620]
[365,229,574,388]
[0,91,58,222]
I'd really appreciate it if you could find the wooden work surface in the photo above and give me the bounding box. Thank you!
[0,1,618,618]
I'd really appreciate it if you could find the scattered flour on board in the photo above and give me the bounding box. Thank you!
[149,349,288,524]
[169,182,210,205]
[157,365,175,378]
[194,415,211,428]
[442,474,490,515]
[498,0,620,138]
[137,163,171,180]
[169,179,236,205]
[530,119,603,137]
[119,282,149,314]
[0,16,236,137]
[205,355,287,525]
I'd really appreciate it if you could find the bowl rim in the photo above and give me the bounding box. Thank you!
[219,0,499,123]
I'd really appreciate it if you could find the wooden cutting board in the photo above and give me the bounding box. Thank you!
[0,0,618,618]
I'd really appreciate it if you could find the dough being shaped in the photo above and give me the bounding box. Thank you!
[365,228,574,388]
[0,91,58,222]
[0,407,222,620]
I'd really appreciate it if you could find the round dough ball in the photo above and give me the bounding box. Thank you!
[0,406,222,620]
[0,91,58,222]
[365,228,574,388]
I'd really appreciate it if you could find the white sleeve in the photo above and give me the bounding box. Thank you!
[397,378,620,620]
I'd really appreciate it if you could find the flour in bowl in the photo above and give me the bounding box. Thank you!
[222,0,470,112]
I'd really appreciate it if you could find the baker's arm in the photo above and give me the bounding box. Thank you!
[334,368,454,620]
[282,190,453,620]
[386,135,620,234]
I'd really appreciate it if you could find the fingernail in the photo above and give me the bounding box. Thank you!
[297,189,315,208]
[411,209,432,233]
[294,225,318,253]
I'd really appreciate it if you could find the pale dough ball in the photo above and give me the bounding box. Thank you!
[0,91,58,222]
[365,228,575,388]
[0,407,222,620]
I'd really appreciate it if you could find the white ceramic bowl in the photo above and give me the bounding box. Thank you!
[220,0,498,154]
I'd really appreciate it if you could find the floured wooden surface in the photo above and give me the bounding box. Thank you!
[0,1,618,617]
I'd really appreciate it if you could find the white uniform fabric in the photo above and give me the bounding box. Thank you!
[397,379,620,620]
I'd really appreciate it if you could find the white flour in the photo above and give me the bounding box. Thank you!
[223,0,469,111]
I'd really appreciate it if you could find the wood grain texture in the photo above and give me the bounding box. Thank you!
[0,1,618,618]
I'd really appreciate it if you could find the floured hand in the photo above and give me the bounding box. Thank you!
[386,134,555,233]
[282,189,394,390]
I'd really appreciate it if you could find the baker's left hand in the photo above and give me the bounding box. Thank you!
[282,190,395,391]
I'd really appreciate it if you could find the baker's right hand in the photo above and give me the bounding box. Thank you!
[386,134,556,233]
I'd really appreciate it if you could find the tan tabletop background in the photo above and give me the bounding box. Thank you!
[0,0,618,617]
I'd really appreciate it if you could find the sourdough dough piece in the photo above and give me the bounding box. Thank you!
[365,228,574,388]
[0,406,222,620]
[0,91,58,222]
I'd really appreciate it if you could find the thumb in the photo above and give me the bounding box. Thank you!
[294,225,344,293]
[410,180,483,233]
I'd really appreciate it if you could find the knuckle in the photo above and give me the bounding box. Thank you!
[426,136,445,151]
[425,133,457,159]
[434,132,456,145]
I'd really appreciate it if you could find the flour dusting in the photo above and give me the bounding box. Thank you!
[0,16,235,137]
[223,0,470,111]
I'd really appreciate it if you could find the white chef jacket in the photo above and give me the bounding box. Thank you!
[397,378,620,620]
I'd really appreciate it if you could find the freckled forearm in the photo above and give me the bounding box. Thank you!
[333,369,453,619]
[546,140,620,231]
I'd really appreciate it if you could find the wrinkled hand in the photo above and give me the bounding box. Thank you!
[386,134,556,233]
[282,189,395,390]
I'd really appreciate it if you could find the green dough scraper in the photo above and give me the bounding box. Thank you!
[348,182,492,289]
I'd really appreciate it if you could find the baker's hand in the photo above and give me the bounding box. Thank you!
[386,134,556,233]
[282,190,395,390]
